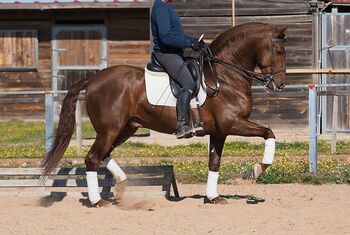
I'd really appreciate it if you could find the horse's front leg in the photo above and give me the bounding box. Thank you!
[207,134,228,204]
[231,118,276,179]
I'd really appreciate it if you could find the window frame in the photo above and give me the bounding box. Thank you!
[0,29,39,71]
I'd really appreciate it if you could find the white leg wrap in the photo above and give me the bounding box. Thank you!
[86,171,101,205]
[262,138,275,165]
[206,171,219,200]
[103,157,127,182]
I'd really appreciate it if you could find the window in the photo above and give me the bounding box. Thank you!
[0,30,38,71]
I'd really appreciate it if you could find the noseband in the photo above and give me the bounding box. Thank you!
[202,37,286,95]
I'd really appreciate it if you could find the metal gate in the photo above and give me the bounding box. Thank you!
[321,13,350,132]
[52,25,107,116]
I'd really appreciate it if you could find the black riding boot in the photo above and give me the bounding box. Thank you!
[176,89,194,139]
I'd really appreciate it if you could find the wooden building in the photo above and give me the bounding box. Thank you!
[0,0,348,132]
[0,0,150,118]
[175,0,350,132]
[174,0,314,130]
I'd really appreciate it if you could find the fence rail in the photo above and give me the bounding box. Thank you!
[1,83,349,175]
[0,90,84,155]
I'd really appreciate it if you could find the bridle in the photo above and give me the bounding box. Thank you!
[200,36,287,97]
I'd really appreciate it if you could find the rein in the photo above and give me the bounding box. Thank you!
[201,37,286,95]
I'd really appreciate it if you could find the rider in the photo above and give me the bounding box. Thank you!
[151,0,202,139]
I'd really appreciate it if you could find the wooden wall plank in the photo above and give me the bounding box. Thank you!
[57,30,102,66]
[108,40,150,68]
[235,0,310,16]
[173,0,232,16]
[0,31,37,68]
[0,4,315,127]
[172,0,314,127]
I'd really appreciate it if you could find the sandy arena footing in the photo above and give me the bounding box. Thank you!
[0,183,349,235]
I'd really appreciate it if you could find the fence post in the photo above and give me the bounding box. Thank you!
[75,99,82,156]
[45,91,54,155]
[308,84,318,174]
[331,95,338,154]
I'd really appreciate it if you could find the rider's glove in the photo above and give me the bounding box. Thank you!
[190,39,201,51]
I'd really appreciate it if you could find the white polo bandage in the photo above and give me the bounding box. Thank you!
[86,171,101,205]
[206,171,219,200]
[103,157,127,182]
[262,138,275,165]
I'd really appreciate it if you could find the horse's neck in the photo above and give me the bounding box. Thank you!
[209,37,258,87]
[215,37,257,70]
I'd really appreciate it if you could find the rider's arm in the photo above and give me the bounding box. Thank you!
[154,7,194,48]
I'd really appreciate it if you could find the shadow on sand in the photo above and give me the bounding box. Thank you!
[167,194,265,204]
[38,192,67,207]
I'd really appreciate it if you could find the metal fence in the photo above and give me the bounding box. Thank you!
[0,90,85,156]
[308,83,350,173]
[1,84,349,174]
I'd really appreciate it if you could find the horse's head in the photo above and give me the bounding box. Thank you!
[255,27,288,91]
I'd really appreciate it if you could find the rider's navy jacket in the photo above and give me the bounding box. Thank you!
[151,0,195,56]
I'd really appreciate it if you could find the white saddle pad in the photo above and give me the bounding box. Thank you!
[144,68,207,108]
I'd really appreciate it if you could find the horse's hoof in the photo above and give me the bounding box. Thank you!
[93,199,111,208]
[115,179,127,202]
[209,196,229,205]
[252,163,262,180]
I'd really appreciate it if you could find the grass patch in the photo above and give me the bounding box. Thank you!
[155,158,350,184]
[0,120,45,144]
[1,137,350,159]
[0,120,349,164]
[0,120,349,184]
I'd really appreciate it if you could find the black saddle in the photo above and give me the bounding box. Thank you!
[146,54,202,99]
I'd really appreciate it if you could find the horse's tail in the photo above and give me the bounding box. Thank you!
[42,79,88,175]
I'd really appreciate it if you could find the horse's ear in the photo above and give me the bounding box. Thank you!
[274,27,288,39]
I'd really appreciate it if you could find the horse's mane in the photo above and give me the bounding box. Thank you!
[210,22,273,56]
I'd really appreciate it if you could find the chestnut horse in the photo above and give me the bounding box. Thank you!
[43,23,287,206]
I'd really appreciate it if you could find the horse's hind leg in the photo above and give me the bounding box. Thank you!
[206,134,228,204]
[231,119,276,179]
[85,131,119,207]
[102,125,139,201]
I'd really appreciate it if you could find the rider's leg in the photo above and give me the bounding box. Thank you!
[154,53,195,138]
[176,88,193,138]
[154,53,195,91]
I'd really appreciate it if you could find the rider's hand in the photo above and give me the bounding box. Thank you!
[190,39,201,51]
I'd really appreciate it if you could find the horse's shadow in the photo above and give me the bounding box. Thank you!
[39,192,114,208]
[167,194,265,204]
[38,192,265,207]
[38,192,67,207]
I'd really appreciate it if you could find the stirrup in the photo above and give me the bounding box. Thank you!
[193,123,205,136]
[176,126,194,139]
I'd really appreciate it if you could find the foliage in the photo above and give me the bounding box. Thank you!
[0,120,349,184]
[155,158,350,185]
[0,120,45,144]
